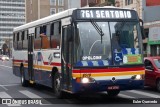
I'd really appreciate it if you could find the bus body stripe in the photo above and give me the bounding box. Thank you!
[13,62,60,71]
[72,70,145,78]
[72,67,144,73]
[13,60,61,66]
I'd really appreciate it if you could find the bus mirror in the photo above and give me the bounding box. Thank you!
[141,26,145,39]
[67,26,73,41]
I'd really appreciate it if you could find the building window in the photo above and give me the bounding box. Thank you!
[50,0,56,5]
[50,8,56,15]
[58,0,64,6]
[125,0,133,5]
[58,8,64,12]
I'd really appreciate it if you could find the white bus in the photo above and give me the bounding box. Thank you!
[13,7,145,98]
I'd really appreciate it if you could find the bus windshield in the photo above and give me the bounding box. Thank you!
[74,21,143,67]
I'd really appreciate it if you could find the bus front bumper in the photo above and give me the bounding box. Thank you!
[72,79,144,93]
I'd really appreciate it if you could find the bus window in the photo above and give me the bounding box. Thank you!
[23,30,28,49]
[13,33,17,50]
[35,28,37,38]
[13,33,15,42]
[18,32,22,50]
[17,32,19,50]
[22,31,24,49]
[46,24,50,37]
[41,25,50,49]
[22,31,25,41]
[34,27,41,49]
[51,22,61,49]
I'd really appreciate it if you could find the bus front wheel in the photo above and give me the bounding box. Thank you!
[107,90,120,97]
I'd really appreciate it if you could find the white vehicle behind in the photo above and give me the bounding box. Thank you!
[2,55,9,61]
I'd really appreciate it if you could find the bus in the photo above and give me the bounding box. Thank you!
[13,7,145,98]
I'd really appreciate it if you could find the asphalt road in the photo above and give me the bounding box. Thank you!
[0,60,160,107]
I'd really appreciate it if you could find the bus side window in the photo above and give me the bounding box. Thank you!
[34,27,41,49]
[17,32,19,50]
[22,31,25,50]
[13,33,17,50]
[23,30,28,49]
[41,24,50,49]
[18,32,22,50]
[50,21,61,49]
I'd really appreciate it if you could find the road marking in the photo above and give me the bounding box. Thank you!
[0,65,12,68]
[0,92,21,106]
[118,93,135,98]
[128,90,160,98]
[19,90,52,105]
[0,84,20,87]
[0,84,8,90]
[19,90,42,98]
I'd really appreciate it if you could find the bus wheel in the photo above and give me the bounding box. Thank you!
[53,72,63,98]
[156,79,160,92]
[107,90,120,97]
[20,67,28,87]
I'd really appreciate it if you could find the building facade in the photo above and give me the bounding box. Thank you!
[26,0,80,23]
[81,0,114,7]
[0,0,25,50]
[116,0,160,57]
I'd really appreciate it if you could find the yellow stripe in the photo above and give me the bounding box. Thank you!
[72,70,145,78]
[13,62,53,71]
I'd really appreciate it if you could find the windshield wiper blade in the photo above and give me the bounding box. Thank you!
[90,20,104,43]
[90,20,104,37]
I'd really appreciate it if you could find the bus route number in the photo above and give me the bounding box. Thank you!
[82,73,91,78]
[81,10,94,18]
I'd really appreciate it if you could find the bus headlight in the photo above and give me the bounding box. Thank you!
[131,75,143,80]
[76,77,95,83]
[135,75,141,80]
[81,78,89,83]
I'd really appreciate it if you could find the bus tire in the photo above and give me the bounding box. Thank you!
[156,79,160,92]
[53,72,64,98]
[107,90,120,97]
[20,67,28,87]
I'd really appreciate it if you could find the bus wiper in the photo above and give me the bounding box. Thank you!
[90,20,104,43]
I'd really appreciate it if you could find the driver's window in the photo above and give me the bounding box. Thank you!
[144,59,153,71]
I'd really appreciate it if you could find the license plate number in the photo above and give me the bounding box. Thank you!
[107,86,119,90]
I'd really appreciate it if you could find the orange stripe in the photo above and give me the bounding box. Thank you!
[72,70,145,78]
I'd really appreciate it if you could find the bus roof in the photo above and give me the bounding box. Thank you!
[13,6,135,32]
[82,6,134,10]
[13,8,76,32]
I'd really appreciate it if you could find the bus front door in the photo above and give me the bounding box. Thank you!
[62,26,72,91]
[28,29,34,84]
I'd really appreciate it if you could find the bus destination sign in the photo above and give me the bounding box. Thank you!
[77,9,136,20]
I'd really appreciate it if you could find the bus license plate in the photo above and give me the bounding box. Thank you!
[107,86,119,90]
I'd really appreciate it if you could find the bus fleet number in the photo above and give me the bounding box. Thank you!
[82,73,91,78]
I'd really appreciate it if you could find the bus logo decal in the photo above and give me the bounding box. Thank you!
[48,54,53,65]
